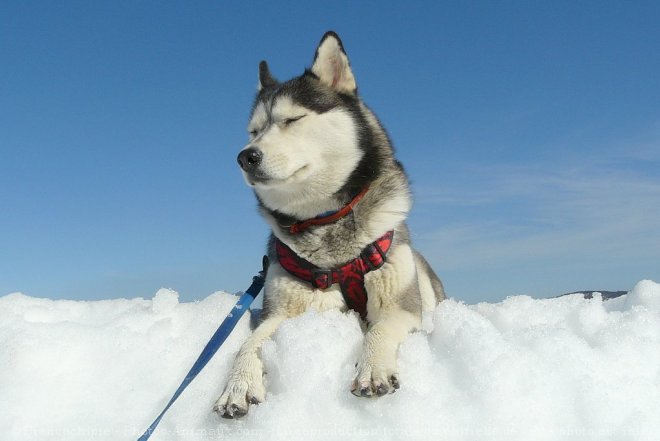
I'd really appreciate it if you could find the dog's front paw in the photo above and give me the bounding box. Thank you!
[213,365,265,418]
[213,379,265,418]
[351,361,400,398]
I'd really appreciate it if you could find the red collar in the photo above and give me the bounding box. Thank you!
[289,186,370,234]
[275,230,394,321]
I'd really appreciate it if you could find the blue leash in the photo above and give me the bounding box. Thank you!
[137,257,268,441]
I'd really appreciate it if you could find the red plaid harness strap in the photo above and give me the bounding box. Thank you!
[274,230,394,320]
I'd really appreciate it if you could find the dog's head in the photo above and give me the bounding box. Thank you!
[237,32,378,217]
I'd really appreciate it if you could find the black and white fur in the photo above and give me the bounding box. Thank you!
[214,31,445,418]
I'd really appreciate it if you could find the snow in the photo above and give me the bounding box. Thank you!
[1,281,660,441]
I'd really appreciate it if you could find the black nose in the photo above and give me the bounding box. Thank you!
[237,147,262,171]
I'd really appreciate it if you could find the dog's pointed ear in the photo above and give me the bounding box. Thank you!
[258,60,278,91]
[311,31,356,94]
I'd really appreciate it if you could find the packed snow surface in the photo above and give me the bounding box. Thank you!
[1,281,660,441]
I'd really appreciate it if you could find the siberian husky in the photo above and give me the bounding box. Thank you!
[214,31,445,418]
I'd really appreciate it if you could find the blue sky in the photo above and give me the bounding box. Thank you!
[2,1,659,304]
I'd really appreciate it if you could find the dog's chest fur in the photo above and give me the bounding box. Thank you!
[262,172,412,269]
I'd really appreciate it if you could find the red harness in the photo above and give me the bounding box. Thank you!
[275,230,394,320]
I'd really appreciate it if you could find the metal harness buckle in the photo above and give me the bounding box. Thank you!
[361,242,387,272]
[311,268,333,289]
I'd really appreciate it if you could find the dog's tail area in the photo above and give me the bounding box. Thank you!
[414,251,446,312]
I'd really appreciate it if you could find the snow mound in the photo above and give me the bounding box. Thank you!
[1,281,660,441]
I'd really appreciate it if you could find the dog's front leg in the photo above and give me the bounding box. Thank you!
[352,309,419,397]
[213,315,286,418]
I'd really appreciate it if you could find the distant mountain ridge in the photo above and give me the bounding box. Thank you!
[557,290,627,300]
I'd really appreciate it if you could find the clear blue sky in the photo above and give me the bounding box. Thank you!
[2,1,659,304]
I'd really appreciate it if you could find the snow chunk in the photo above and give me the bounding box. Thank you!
[151,288,180,314]
[625,279,660,310]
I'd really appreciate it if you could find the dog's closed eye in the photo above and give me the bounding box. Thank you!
[282,115,306,126]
